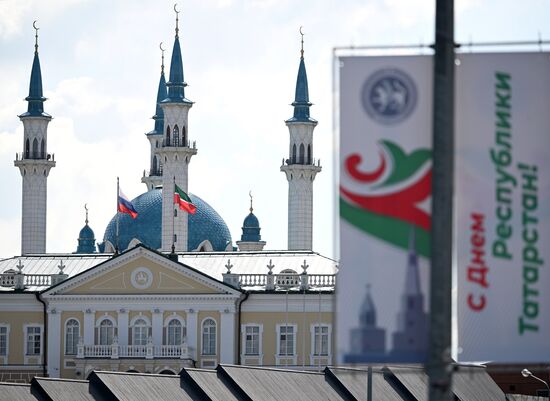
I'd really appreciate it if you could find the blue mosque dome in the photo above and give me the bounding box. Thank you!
[241,211,261,242]
[100,188,232,252]
[79,224,95,240]
[76,224,96,254]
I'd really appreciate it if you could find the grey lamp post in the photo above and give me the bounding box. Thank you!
[521,369,550,398]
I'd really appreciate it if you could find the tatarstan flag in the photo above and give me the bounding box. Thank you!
[174,184,196,214]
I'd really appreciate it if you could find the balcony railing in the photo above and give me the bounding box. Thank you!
[0,273,58,289]
[77,343,189,359]
[226,273,336,291]
[282,157,321,167]
[161,139,196,149]
[15,152,55,161]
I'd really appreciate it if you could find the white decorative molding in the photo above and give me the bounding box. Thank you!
[309,323,332,366]
[240,323,263,365]
[275,323,298,366]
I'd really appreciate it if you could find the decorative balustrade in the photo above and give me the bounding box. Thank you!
[239,274,267,287]
[83,344,112,357]
[77,344,188,359]
[0,273,53,288]
[228,273,336,291]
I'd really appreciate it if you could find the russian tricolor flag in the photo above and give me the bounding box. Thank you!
[118,188,138,219]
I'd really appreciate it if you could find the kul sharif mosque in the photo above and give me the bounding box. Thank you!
[20,7,321,257]
[0,6,338,379]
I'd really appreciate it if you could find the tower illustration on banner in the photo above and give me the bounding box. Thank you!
[15,21,56,255]
[344,226,428,362]
[281,27,321,251]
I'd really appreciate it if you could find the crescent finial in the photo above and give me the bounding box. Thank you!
[84,203,89,224]
[173,4,180,37]
[249,191,253,213]
[299,26,304,58]
[33,20,39,52]
[159,42,165,73]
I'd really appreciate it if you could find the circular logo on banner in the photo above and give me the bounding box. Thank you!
[361,68,417,125]
[131,267,153,289]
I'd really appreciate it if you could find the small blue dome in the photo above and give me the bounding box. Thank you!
[76,224,96,254]
[241,212,261,242]
[243,213,259,228]
[79,224,95,240]
[101,188,232,252]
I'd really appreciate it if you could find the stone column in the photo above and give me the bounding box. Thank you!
[220,309,236,364]
[47,308,61,378]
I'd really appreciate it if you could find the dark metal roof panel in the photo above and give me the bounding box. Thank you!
[34,378,95,401]
[219,365,347,401]
[92,371,194,401]
[328,367,404,401]
[387,366,428,401]
[184,368,241,401]
[453,366,506,401]
[0,382,37,401]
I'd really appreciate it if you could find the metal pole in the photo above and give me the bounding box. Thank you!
[116,177,120,254]
[428,0,454,400]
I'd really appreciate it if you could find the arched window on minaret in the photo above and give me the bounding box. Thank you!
[166,126,171,146]
[182,126,186,146]
[292,144,297,164]
[25,139,30,159]
[152,155,158,175]
[40,139,45,159]
[173,125,180,146]
[307,145,311,165]
[32,138,38,159]
[299,143,305,164]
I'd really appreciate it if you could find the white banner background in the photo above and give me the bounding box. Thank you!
[338,56,432,363]
[455,52,550,362]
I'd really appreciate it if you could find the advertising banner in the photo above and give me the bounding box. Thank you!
[455,52,550,362]
[338,56,433,363]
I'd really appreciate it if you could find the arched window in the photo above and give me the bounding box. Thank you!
[307,145,311,164]
[173,125,180,146]
[166,126,171,146]
[25,139,30,159]
[299,144,305,164]
[32,138,38,159]
[152,155,158,175]
[65,319,79,355]
[165,319,185,345]
[292,144,297,164]
[98,319,115,345]
[182,126,187,146]
[40,139,45,158]
[202,319,216,355]
[132,318,150,346]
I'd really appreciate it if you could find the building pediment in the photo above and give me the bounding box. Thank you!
[42,245,241,297]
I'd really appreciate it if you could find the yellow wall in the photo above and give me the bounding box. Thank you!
[241,311,333,366]
[197,311,220,366]
[0,311,44,365]
[59,311,84,378]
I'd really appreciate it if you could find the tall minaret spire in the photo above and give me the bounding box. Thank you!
[158,4,197,252]
[142,43,168,191]
[15,21,56,254]
[280,27,321,251]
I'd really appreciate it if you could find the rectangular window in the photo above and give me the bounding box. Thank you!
[245,326,260,356]
[313,326,329,356]
[26,326,41,355]
[279,326,294,356]
[0,327,7,356]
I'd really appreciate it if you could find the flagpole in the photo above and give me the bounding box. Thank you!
[172,176,176,254]
[116,177,120,254]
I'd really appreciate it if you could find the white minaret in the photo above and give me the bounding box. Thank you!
[14,23,55,255]
[280,31,321,251]
[157,7,197,252]
[142,44,168,192]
